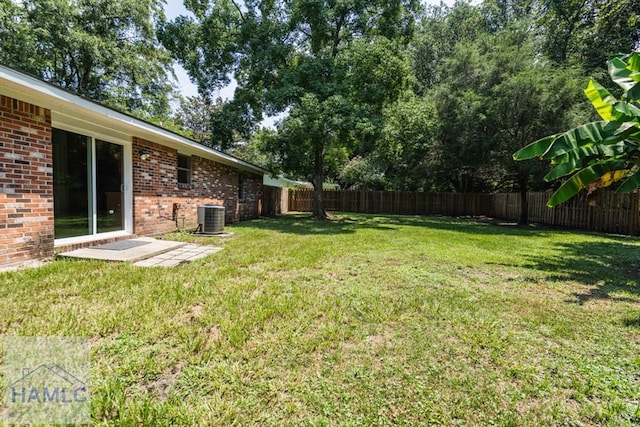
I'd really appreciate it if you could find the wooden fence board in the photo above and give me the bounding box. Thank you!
[286,189,640,236]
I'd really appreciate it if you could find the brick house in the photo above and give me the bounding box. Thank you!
[0,65,266,268]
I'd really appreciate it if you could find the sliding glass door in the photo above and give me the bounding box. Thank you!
[53,129,126,239]
[53,129,91,238]
[96,140,123,233]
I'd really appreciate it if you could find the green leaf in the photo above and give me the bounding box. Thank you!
[515,53,640,208]
[627,84,640,102]
[617,172,640,193]
[514,122,630,162]
[513,135,556,160]
[627,52,640,73]
[548,145,600,167]
[582,80,640,122]
[609,55,640,95]
[584,79,617,121]
[545,161,582,181]
[548,142,635,174]
[599,140,640,157]
[540,121,628,160]
[548,160,626,207]
[612,101,640,122]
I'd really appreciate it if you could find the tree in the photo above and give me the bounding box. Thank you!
[225,128,272,169]
[514,52,640,207]
[539,0,640,70]
[172,95,226,147]
[0,0,174,119]
[0,0,38,74]
[413,7,587,222]
[481,0,537,31]
[161,0,419,219]
[427,40,497,193]
[481,26,588,223]
[412,0,487,94]
[338,155,386,190]
[372,93,437,191]
[400,0,636,211]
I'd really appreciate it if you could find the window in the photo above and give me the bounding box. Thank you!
[177,154,191,185]
[238,173,246,201]
[53,128,125,239]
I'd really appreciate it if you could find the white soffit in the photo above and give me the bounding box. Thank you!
[0,65,265,175]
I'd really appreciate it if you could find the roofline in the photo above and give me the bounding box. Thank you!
[0,64,266,175]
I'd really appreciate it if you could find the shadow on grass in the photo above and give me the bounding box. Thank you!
[521,240,640,304]
[388,215,554,237]
[242,213,399,235]
[249,213,640,306]
[248,212,554,237]
[622,316,640,328]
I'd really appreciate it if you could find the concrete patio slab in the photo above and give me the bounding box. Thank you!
[57,237,187,263]
[132,244,222,267]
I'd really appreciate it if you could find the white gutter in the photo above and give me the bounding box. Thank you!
[0,64,266,175]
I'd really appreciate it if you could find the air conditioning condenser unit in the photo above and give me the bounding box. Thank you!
[197,205,225,234]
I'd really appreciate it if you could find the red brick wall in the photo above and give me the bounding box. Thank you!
[132,137,262,235]
[0,96,54,267]
[0,97,262,267]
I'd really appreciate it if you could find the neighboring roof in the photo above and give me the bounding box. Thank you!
[0,64,266,175]
[262,175,340,189]
[263,175,309,188]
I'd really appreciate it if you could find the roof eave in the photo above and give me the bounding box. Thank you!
[0,64,266,175]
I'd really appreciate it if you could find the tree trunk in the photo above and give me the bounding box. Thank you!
[312,143,327,219]
[518,175,528,225]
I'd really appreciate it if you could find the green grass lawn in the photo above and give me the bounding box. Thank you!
[2,213,640,425]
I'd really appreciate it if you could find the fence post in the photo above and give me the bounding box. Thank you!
[629,192,639,236]
[489,194,495,217]
[289,189,294,211]
[505,193,509,220]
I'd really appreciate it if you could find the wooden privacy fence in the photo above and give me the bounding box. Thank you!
[261,186,289,217]
[288,189,640,236]
[493,191,640,236]
[290,190,493,216]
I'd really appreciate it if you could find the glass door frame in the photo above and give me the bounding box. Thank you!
[53,124,133,245]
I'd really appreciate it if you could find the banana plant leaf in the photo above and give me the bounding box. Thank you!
[545,162,582,181]
[513,121,629,161]
[512,134,557,160]
[628,53,640,73]
[613,102,640,122]
[618,171,640,193]
[584,80,618,121]
[584,79,640,122]
[599,170,629,188]
[547,159,627,207]
[514,53,640,207]
[545,140,639,181]
[609,53,640,100]
[547,146,598,169]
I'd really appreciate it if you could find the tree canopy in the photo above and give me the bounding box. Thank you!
[0,0,174,119]
[4,0,639,217]
[161,0,420,218]
[377,0,637,211]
